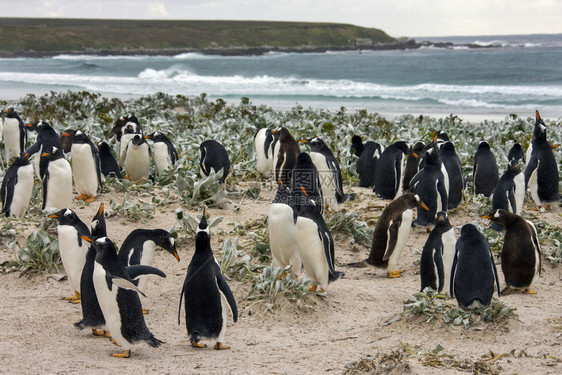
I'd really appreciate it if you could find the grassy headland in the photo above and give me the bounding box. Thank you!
[0,18,413,57]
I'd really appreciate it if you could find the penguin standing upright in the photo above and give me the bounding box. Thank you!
[1,155,34,218]
[296,196,344,293]
[302,137,352,210]
[179,209,238,350]
[420,211,456,294]
[451,224,500,308]
[350,135,364,159]
[483,209,541,295]
[272,127,300,186]
[48,209,91,303]
[357,141,383,188]
[118,121,143,162]
[402,141,425,192]
[290,152,323,215]
[268,181,301,276]
[199,140,230,183]
[366,193,429,278]
[82,235,165,358]
[254,128,278,177]
[508,143,525,164]
[145,131,178,175]
[97,141,121,178]
[121,134,151,183]
[409,145,448,227]
[473,141,499,197]
[490,160,525,231]
[373,141,409,200]
[525,110,559,208]
[40,146,72,211]
[440,141,464,211]
[111,114,140,141]
[1,108,27,161]
[60,129,76,154]
[25,120,62,178]
[71,131,102,202]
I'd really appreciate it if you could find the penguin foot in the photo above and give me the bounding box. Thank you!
[142,308,149,315]
[63,291,80,302]
[276,272,287,280]
[92,329,105,336]
[110,339,121,347]
[75,194,87,200]
[309,285,318,292]
[387,270,403,278]
[500,286,513,296]
[71,298,81,304]
[191,340,207,349]
[111,350,130,358]
[84,194,95,203]
[214,342,231,350]
[523,288,537,294]
[104,331,112,338]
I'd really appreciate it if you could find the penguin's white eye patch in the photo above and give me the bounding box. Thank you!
[494,210,500,218]
[170,237,175,246]
[91,220,98,229]
[539,124,546,132]
[64,209,72,216]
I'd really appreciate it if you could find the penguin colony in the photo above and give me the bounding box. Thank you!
[0,107,559,361]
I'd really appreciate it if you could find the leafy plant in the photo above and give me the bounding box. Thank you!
[248,265,313,303]
[108,193,154,222]
[326,210,373,247]
[2,230,61,274]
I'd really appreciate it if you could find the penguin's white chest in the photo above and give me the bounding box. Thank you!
[268,203,301,274]
[386,209,413,272]
[71,143,99,196]
[255,129,273,176]
[441,228,457,295]
[393,153,406,199]
[513,172,525,214]
[528,160,540,205]
[124,143,150,183]
[45,159,72,210]
[296,216,329,290]
[310,151,337,209]
[57,225,89,293]
[151,142,172,175]
[9,164,34,218]
[135,241,156,294]
[3,118,22,158]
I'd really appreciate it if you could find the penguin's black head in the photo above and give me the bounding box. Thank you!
[41,146,64,161]
[433,130,450,142]
[435,211,448,222]
[425,144,441,165]
[351,135,363,146]
[132,134,144,146]
[273,127,292,141]
[72,130,90,144]
[48,208,80,226]
[392,141,409,154]
[460,223,480,237]
[507,159,521,174]
[477,141,491,150]
[124,124,135,134]
[97,141,111,154]
[411,141,425,157]
[12,154,31,166]
[441,141,455,152]
[5,107,17,117]
[152,229,180,262]
[91,203,106,237]
[82,236,117,257]
[412,194,430,211]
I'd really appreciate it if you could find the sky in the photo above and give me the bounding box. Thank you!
[2,0,562,37]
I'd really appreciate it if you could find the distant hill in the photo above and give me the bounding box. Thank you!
[0,18,413,56]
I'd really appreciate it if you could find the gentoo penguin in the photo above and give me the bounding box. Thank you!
[365,193,429,278]
[111,114,141,142]
[402,141,425,192]
[82,235,165,358]
[409,145,448,227]
[60,129,76,154]
[272,127,300,186]
[145,131,178,175]
[1,155,34,218]
[25,120,62,178]
[48,209,91,303]
[179,209,238,349]
[290,152,323,215]
[490,160,525,231]
[118,229,179,295]
[350,135,364,159]
[524,110,560,208]
[296,197,344,293]
[373,141,409,200]
[97,141,121,178]
[120,134,150,183]
[451,224,500,308]
[440,141,463,210]
[40,146,72,211]
[508,142,525,164]
[420,211,456,295]
[268,181,301,276]
[71,131,102,202]
[473,141,499,197]
[302,137,352,210]
[199,140,230,184]
[357,141,383,188]
[1,108,27,161]
[254,128,278,177]
[482,209,541,295]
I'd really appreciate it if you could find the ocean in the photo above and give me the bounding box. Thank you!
[0,33,561,121]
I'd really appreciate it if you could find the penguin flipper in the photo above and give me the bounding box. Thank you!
[41,172,49,210]
[382,219,401,262]
[215,271,238,322]
[507,186,516,213]
[1,167,17,215]
[24,141,41,159]
[450,248,459,298]
[490,251,501,299]
[93,143,103,190]
[111,276,147,297]
[524,155,538,188]
[118,141,129,168]
[126,265,167,280]
[317,227,337,277]
[434,248,445,293]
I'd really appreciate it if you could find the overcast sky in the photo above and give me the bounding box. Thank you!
[3,0,562,37]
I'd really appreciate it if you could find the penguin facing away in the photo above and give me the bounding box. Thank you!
[71,131,103,202]
[254,128,277,177]
[402,141,425,192]
[82,235,166,358]
[1,108,27,161]
[272,127,300,187]
[1,155,34,218]
[357,141,383,188]
[490,160,525,230]
[483,209,541,295]
[145,131,178,175]
[473,141,499,197]
[121,134,151,183]
[290,152,324,215]
[179,209,238,350]
[440,141,464,211]
[373,141,409,200]
[60,129,76,154]
[199,139,231,184]
[451,224,500,308]
[97,141,121,179]
[40,146,72,211]
[366,193,429,278]
[508,142,525,164]
[350,135,364,159]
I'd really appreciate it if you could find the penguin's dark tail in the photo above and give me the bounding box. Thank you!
[329,271,344,283]
[74,320,86,330]
[146,335,165,348]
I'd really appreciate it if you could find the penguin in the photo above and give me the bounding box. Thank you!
[290,152,323,215]
[373,141,409,200]
[120,134,151,183]
[199,139,230,184]
[1,108,27,161]
[365,193,429,278]
[419,211,456,295]
[60,129,76,154]
[1,155,34,218]
[524,110,559,208]
[402,141,425,192]
[117,229,180,295]
[450,224,500,308]
[179,209,238,350]
[433,130,450,145]
[97,141,121,178]
[272,127,300,186]
[482,209,541,295]
[409,145,448,227]
[112,114,141,141]
[490,160,525,231]
[71,131,103,202]
[254,128,278,177]
[48,209,91,303]
[118,123,143,163]
[357,141,383,188]
[145,131,178,175]
[473,141,499,197]
[82,235,165,358]
[111,115,129,141]
[508,142,525,164]
[295,196,344,293]
[350,135,364,159]
[268,180,301,276]
[440,141,464,210]
[301,137,352,210]
[40,146,72,211]
[24,120,62,178]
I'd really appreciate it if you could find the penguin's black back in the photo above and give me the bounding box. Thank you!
[374,141,408,199]
[473,142,499,197]
[199,140,230,183]
[507,143,525,163]
[440,141,463,210]
[290,152,323,215]
[1,156,30,217]
[525,136,559,203]
[357,141,382,188]
[419,213,451,292]
[97,141,121,178]
[275,128,300,186]
[403,141,425,192]
[350,135,364,158]
[118,228,175,266]
[149,132,178,164]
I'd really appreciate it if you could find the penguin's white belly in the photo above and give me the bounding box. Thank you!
[71,143,99,196]
[513,172,525,214]
[528,160,540,206]
[136,241,156,294]
[124,144,150,183]
[10,164,34,218]
[526,220,541,286]
[435,180,443,213]
[45,159,72,210]
[296,216,329,290]
[441,165,450,196]
[268,203,301,275]
[57,225,88,293]
[386,209,413,272]
[255,130,273,176]
[272,142,282,180]
[310,152,337,210]
[440,228,457,296]
[152,143,172,175]
[3,118,21,159]
[393,154,406,199]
